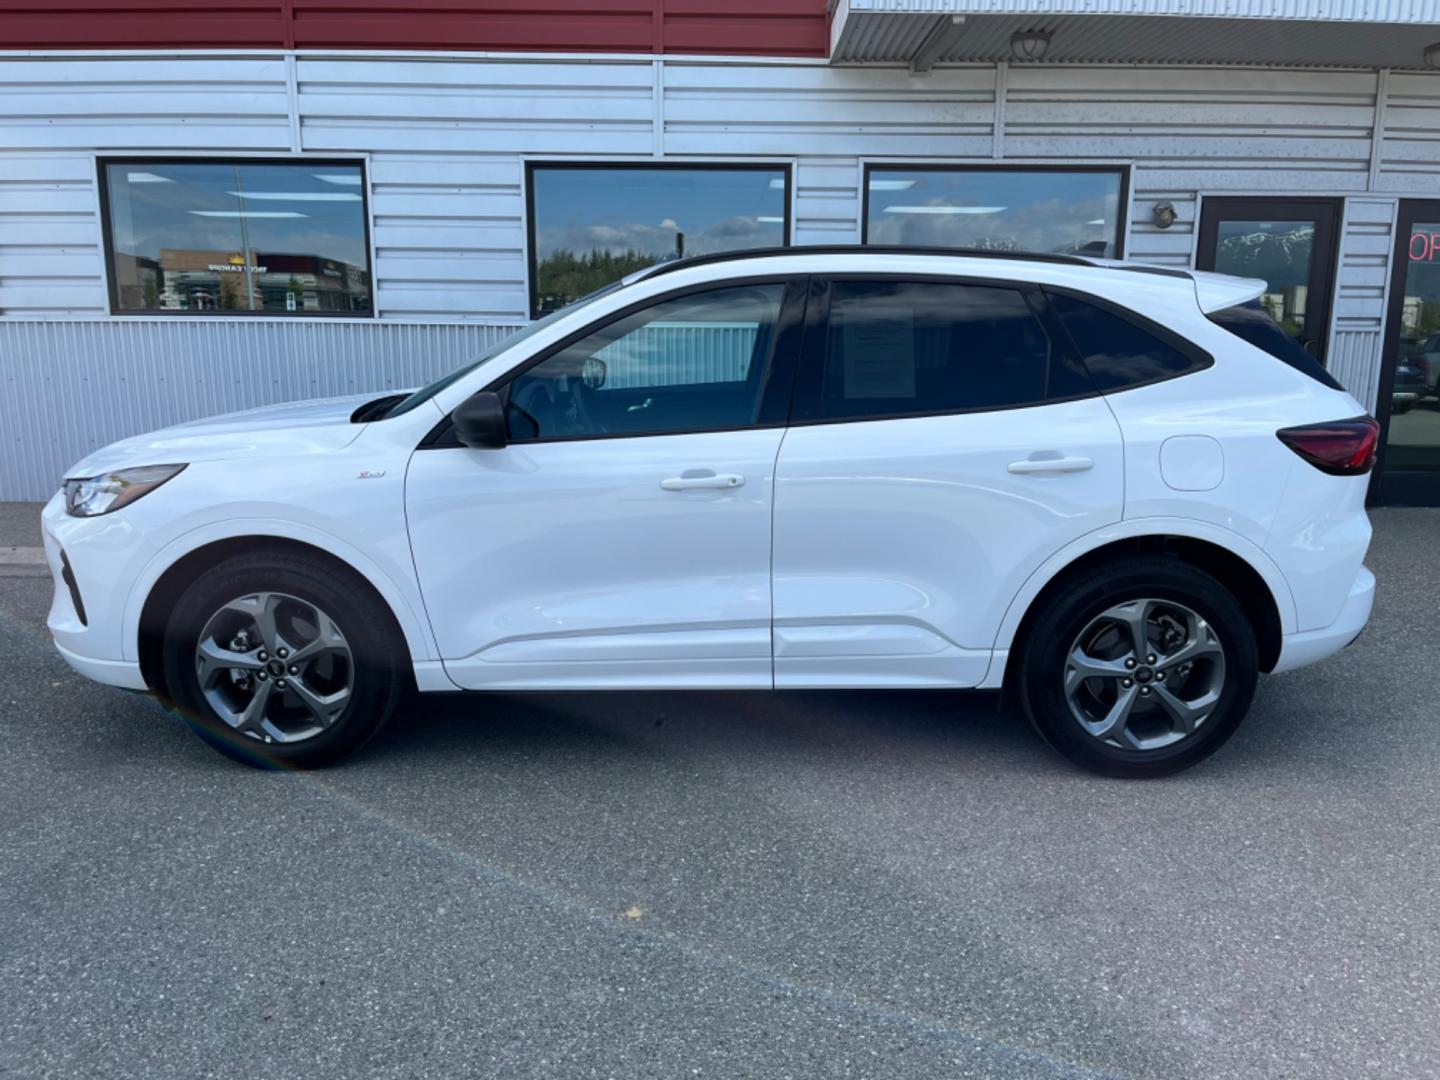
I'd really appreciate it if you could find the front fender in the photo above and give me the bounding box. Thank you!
[119,516,441,669]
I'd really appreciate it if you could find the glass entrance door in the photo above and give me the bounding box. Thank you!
[1197,197,1342,364]
[1375,201,1440,505]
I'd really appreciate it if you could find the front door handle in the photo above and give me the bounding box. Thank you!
[1008,455,1094,475]
[660,471,745,491]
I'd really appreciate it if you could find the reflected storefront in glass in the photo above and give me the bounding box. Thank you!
[101,160,372,315]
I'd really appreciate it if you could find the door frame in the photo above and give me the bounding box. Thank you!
[1372,198,1440,506]
[1195,196,1343,365]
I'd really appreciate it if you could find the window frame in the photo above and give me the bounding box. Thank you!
[524,160,794,320]
[788,273,1100,427]
[96,155,375,320]
[1044,285,1215,395]
[860,162,1132,260]
[423,274,810,449]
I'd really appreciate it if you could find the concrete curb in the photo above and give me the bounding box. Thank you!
[0,547,48,577]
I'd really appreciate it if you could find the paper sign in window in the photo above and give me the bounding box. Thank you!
[838,306,916,398]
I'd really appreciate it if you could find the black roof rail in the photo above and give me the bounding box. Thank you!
[633,244,1098,282]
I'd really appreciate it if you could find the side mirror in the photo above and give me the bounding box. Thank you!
[451,391,508,450]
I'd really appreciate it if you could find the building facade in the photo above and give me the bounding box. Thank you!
[3,0,1440,502]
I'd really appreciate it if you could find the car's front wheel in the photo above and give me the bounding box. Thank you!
[161,550,407,768]
[1015,556,1259,778]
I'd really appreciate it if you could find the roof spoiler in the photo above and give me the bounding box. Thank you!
[1189,269,1267,314]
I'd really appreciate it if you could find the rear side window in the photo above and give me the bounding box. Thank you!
[1050,291,1210,392]
[810,280,1089,421]
[1207,301,1344,391]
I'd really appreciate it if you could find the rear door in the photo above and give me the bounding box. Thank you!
[770,276,1125,688]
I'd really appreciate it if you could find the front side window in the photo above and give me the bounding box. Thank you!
[809,280,1085,422]
[1050,292,1210,392]
[528,165,789,317]
[101,159,371,315]
[865,167,1126,258]
[503,283,784,441]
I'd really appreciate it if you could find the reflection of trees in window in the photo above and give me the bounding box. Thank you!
[536,249,659,314]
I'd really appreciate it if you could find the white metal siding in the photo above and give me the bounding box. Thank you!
[661,63,996,157]
[0,319,519,500]
[1327,195,1398,411]
[3,51,1440,496]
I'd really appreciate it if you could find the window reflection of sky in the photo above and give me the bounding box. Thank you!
[532,167,787,261]
[866,169,1122,256]
[106,163,369,268]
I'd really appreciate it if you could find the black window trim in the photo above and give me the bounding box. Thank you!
[421,273,810,449]
[860,162,1132,260]
[787,272,1102,429]
[524,160,794,320]
[97,155,375,320]
[1044,284,1215,395]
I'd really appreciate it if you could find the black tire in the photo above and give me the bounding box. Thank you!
[1393,400,1413,415]
[1015,556,1259,779]
[161,549,407,769]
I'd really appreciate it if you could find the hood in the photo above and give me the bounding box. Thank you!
[65,391,393,478]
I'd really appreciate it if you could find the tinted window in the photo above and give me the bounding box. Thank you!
[504,284,783,440]
[1207,301,1344,390]
[1051,292,1209,391]
[865,167,1125,257]
[815,281,1069,420]
[529,165,788,316]
[101,160,371,315]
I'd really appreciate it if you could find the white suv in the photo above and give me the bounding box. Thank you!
[42,248,1377,777]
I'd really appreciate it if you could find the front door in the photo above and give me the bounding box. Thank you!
[771,276,1125,688]
[1197,197,1341,363]
[405,278,804,689]
[1375,200,1440,505]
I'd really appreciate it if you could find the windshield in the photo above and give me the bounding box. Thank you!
[383,280,626,418]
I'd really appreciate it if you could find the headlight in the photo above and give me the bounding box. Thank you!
[64,464,186,517]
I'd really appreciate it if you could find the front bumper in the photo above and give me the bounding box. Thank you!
[42,492,156,691]
[1271,565,1375,675]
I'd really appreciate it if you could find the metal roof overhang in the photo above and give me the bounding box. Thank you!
[830,0,1440,69]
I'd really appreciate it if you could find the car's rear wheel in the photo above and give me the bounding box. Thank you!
[161,550,406,768]
[1015,556,1259,778]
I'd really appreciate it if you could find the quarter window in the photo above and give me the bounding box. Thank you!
[865,166,1126,258]
[528,165,789,317]
[1050,292,1210,391]
[811,280,1078,421]
[503,283,784,441]
[100,159,371,316]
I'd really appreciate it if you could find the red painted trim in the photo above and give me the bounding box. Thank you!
[0,0,828,56]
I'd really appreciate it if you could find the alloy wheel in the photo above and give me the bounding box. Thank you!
[1064,598,1227,752]
[194,591,354,745]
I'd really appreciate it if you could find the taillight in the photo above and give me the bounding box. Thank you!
[1276,416,1380,476]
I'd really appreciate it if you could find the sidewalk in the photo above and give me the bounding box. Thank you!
[0,502,47,577]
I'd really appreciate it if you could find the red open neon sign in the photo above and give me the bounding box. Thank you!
[1409,231,1440,261]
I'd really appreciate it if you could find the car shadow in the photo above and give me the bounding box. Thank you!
[360,686,1060,775]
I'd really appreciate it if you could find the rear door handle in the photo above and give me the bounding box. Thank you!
[1008,455,1094,475]
[660,471,745,491]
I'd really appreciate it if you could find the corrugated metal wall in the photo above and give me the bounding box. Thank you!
[3,52,1438,496]
[0,320,518,500]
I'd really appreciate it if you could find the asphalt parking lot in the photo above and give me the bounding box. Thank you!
[2,503,1438,1080]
